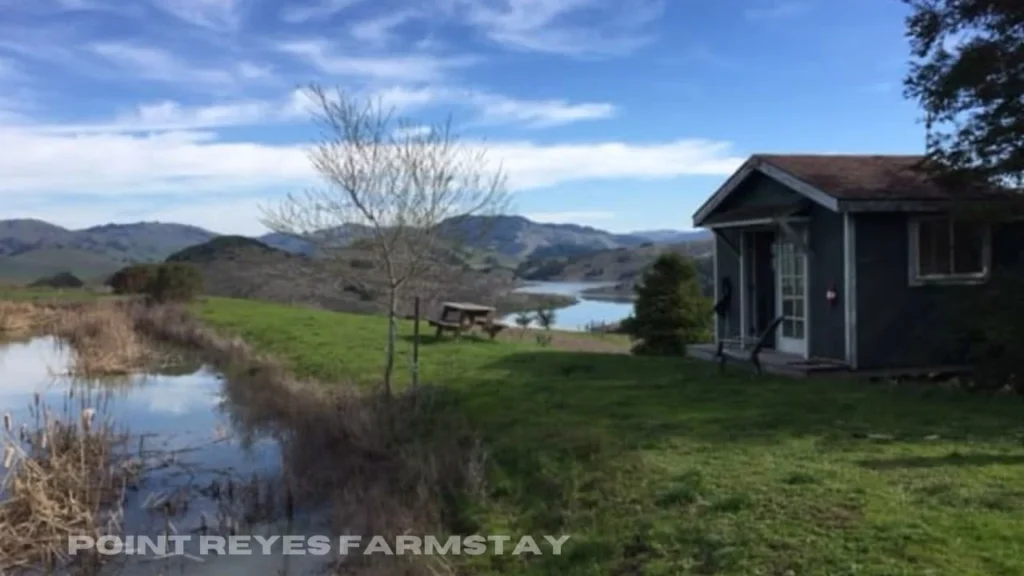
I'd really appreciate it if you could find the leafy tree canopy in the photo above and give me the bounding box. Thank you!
[903,0,1024,187]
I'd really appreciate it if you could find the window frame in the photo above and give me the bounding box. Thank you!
[907,215,991,286]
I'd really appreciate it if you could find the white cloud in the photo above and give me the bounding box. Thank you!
[0,124,743,234]
[354,86,616,127]
[0,128,311,196]
[280,0,366,23]
[151,0,246,31]
[525,210,616,224]
[37,93,307,133]
[349,10,420,47]
[467,92,615,126]
[276,40,477,82]
[489,139,742,189]
[448,0,664,56]
[89,42,271,89]
[19,84,612,135]
[0,123,742,200]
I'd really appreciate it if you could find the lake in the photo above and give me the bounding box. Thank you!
[502,281,634,331]
[0,337,332,575]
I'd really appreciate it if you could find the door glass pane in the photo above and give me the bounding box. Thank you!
[792,320,805,339]
[777,236,807,345]
[783,319,795,337]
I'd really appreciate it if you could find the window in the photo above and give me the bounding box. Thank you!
[909,216,990,285]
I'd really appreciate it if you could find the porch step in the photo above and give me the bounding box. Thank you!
[686,343,851,377]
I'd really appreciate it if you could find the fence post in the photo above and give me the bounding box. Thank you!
[412,296,421,391]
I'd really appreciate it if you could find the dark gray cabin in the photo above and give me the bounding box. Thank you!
[689,154,1024,374]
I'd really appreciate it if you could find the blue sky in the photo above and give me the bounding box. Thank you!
[0,0,924,235]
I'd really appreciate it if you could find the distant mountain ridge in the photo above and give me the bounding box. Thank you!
[0,216,704,282]
[628,229,712,243]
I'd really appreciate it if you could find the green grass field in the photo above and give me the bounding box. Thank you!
[190,297,1024,576]
[0,286,108,301]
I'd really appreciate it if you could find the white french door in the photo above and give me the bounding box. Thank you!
[775,233,808,357]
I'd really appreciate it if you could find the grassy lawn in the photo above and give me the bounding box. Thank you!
[199,298,1024,573]
[0,286,108,301]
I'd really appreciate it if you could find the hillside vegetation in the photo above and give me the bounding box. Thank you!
[165,236,571,316]
[516,239,715,298]
[0,219,216,281]
[0,216,697,284]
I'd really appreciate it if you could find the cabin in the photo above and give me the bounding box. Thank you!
[687,154,1024,376]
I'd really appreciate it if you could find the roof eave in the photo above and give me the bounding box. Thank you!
[692,157,840,228]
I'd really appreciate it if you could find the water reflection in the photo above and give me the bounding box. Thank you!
[0,337,332,575]
[502,281,633,331]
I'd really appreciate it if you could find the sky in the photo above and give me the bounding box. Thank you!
[0,0,926,236]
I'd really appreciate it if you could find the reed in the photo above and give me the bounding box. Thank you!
[0,301,56,336]
[51,301,150,376]
[0,392,139,574]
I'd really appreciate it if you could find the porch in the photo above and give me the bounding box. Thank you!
[686,343,850,378]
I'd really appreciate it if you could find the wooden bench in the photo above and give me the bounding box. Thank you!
[715,315,784,375]
[428,318,465,337]
[477,320,506,340]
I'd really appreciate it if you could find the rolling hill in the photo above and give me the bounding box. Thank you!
[515,238,715,299]
[164,235,571,317]
[628,229,712,244]
[0,219,217,283]
[0,216,707,284]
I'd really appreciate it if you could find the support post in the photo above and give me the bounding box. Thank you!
[412,296,421,391]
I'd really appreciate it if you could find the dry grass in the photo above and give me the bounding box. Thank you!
[51,301,150,376]
[1,393,138,574]
[0,299,152,376]
[0,298,488,574]
[0,301,59,337]
[132,303,485,575]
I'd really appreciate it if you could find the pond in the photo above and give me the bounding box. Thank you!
[502,281,634,331]
[0,337,332,575]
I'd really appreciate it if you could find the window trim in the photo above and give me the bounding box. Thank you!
[908,215,991,286]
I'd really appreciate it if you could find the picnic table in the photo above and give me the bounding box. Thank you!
[427,302,505,339]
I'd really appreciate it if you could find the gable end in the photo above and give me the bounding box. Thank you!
[693,158,839,227]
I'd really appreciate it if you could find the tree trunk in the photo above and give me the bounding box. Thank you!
[383,285,398,399]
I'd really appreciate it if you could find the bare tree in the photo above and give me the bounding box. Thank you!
[261,85,510,398]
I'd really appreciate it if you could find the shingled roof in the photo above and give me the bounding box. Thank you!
[693,153,1020,227]
[753,154,999,201]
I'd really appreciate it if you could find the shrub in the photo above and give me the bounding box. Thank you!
[956,271,1024,393]
[107,264,158,295]
[534,308,557,330]
[145,263,203,303]
[621,252,712,356]
[513,311,533,337]
[28,271,84,289]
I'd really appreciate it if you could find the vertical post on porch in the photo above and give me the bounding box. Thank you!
[412,296,421,391]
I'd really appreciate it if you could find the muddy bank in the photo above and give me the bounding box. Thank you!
[0,300,484,576]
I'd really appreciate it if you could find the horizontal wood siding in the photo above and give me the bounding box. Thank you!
[807,206,846,361]
[854,215,1024,370]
